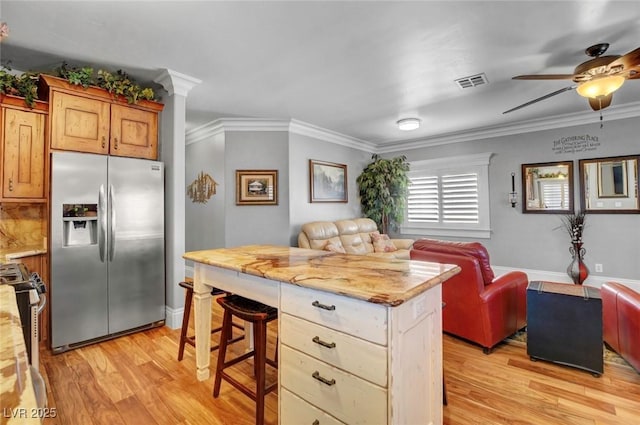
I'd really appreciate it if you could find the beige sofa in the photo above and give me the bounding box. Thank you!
[297,218,414,259]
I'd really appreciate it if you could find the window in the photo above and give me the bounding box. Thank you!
[401,153,492,238]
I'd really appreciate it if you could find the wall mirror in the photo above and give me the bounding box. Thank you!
[521,161,573,213]
[579,155,639,214]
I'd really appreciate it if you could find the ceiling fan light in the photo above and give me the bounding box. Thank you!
[397,118,421,131]
[576,75,625,98]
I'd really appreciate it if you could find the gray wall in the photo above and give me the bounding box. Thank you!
[224,131,291,247]
[288,132,371,246]
[185,132,226,252]
[386,116,640,280]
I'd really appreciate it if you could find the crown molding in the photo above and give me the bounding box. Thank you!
[154,69,202,97]
[186,118,376,151]
[289,119,376,152]
[186,118,290,145]
[376,101,640,154]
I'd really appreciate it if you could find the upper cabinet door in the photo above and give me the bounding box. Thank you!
[2,107,46,199]
[110,104,158,160]
[50,91,110,155]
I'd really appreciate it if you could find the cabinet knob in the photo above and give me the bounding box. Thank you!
[312,421,320,425]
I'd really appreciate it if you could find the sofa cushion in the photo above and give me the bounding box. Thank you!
[324,240,346,254]
[301,221,340,250]
[298,218,412,260]
[370,231,398,253]
[413,238,495,284]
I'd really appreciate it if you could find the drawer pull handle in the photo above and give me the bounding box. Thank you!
[102,136,106,148]
[114,137,119,150]
[8,176,13,191]
[312,300,335,311]
[312,371,336,386]
[312,336,336,349]
[312,421,320,425]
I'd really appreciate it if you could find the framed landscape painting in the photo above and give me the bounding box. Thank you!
[309,159,347,203]
[236,170,278,205]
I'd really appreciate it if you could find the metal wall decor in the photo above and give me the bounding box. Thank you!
[187,171,218,203]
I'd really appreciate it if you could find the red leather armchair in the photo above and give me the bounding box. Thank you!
[410,239,528,353]
[602,282,640,373]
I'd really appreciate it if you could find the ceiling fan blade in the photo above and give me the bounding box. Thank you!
[608,46,640,70]
[513,74,576,80]
[503,86,576,114]
[588,94,613,111]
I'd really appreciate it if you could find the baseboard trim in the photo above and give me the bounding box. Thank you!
[492,265,640,292]
[165,305,184,330]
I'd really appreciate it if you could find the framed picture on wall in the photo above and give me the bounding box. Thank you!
[309,159,348,203]
[521,161,573,214]
[236,170,278,205]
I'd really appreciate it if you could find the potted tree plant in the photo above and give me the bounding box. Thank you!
[356,154,410,234]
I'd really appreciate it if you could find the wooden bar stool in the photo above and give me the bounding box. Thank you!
[213,294,278,425]
[177,280,244,361]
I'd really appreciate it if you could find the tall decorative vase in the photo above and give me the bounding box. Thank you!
[567,242,589,285]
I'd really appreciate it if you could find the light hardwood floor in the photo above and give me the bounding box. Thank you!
[39,309,640,425]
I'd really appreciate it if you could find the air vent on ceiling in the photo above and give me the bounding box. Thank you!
[455,73,488,89]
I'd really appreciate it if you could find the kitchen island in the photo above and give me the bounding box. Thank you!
[184,244,460,425]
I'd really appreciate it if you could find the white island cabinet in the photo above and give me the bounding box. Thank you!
[183,245,460,425]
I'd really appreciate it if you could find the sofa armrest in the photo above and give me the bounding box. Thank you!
[298,232,311,249]
[481,271,528,330]
[391,238,414,250]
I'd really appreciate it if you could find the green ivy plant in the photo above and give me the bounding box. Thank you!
[96,69,155,104]
[0,62,158,108]
[0,67,39,107]
[55,62,94,88]
[356,154,410,234]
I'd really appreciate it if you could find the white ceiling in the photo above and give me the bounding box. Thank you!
[2,1,639,149]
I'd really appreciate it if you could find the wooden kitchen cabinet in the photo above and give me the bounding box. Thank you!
[40,75,163,160]
[0,95,48,201]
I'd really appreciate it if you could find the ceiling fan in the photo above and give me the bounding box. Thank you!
[504,43,640,114]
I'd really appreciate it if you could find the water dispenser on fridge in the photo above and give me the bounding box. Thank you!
[62,204,98,247]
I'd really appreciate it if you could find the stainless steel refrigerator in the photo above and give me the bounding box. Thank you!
[50,151,165,352]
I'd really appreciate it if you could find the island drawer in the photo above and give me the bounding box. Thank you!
[280,284,388,345]
[281,388,346,425]
[280,313,387,387]
[281,345,387,425]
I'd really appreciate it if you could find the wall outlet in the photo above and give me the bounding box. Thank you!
[595,263,603,273]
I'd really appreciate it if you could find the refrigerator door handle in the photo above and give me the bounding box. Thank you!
[98,184,107,262]
[109,184,116,261]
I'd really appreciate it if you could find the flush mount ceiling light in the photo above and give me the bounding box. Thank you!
[397,118,421,131]
[576,75,625,98]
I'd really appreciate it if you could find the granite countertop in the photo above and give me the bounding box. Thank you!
[184,245,461,306]
[0,245,47,263]
[0,285,40,424]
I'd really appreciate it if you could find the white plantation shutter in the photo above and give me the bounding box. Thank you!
[402,153,492,239]
[540,179,569,209]
[442,173,479,223]
[407,176,439,222]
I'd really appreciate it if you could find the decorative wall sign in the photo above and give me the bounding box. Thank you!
[187,171,218,203]
[236,170,278,205]
[309,159,347,203]
[552,134,600,155]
